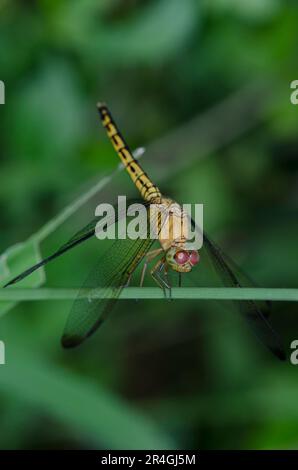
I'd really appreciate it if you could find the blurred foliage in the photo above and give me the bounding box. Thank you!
[0,0,298,450]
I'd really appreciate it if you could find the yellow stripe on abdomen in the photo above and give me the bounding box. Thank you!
[97,103,161,203]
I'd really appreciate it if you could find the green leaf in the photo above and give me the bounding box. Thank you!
[105,0,196,62]
[6,60,86,163]
[0,343,174,449]
[0,287,297,302]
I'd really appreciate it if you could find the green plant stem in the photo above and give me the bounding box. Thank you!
[1,287,297,301]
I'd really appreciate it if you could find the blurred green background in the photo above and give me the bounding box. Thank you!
[0,0,298,450]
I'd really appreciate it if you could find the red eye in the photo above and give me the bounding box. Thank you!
[189,250,199,265]
[174,250,189,265]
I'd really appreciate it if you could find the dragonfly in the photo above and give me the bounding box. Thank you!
[4,103,285,360]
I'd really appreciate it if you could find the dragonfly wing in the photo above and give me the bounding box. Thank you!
[189,219,285,360]
[202,233,286,360]
[62,235,155,348]
[62,201,172,348]
[4,199,147,287]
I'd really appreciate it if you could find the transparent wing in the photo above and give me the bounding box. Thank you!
[61,235,155,348]
[190,220,285,360]
[4,199,147,287]
[203,233,285,360]
[62,201,172,348]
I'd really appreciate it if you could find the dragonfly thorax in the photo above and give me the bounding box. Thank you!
[154,198,192,252]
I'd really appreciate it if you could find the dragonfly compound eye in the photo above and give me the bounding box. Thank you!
[174,250,189,265]
[189,250,200,265]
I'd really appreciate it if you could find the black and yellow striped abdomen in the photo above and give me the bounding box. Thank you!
[97,103,162,203]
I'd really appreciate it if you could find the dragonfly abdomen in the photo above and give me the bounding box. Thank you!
[98,103,161,203]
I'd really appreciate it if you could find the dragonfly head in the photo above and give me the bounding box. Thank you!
[166,247,200,273]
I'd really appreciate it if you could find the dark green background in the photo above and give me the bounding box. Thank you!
[0,0,298,450]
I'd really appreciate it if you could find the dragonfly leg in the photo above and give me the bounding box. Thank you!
[151,260,167,295]
[151,258,171,298]
[163,264,172,300]
[124,274,132,287]
[140,248,163,287]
